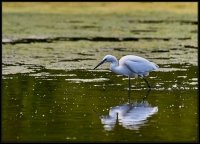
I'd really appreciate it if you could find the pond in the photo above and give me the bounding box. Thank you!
[2,64,198,142]
[2,11,198,142]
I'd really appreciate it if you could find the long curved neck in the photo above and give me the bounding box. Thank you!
[109,56,119,71]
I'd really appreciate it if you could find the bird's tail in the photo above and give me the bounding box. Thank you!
[151,62,159,70]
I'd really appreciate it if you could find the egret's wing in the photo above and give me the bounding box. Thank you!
[124,60,156,74]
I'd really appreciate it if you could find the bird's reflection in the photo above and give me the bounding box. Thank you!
[100,89,158,131]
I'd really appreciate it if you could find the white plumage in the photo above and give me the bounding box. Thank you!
[94,54,159,89]
[118,55,159,77]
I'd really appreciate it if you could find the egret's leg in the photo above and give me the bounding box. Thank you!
[128,91,130,103]
[128,77,131,91]
[128,84,131,103]
[128,77,131,103]
[142,88,151,102]
[143,78,151,89]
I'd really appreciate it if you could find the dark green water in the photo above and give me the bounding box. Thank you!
[2,64,198,142]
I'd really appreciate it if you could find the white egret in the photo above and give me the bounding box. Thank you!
[94,55,159,90]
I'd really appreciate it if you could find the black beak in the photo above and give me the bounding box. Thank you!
[94,59,106,69]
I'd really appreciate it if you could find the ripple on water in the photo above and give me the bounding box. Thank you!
[191,78,197,81]
[188,82,198,85]
[88,69,111,72]
[65,78,109,83]
[158,68,187,72]
[29,72,77,77]
[177,76,187,78]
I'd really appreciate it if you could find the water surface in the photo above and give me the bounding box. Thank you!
[2,64,198,142]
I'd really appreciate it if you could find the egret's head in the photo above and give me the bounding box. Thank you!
[94,55,116,69]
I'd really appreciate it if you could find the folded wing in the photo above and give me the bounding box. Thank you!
[123,59,158,76]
